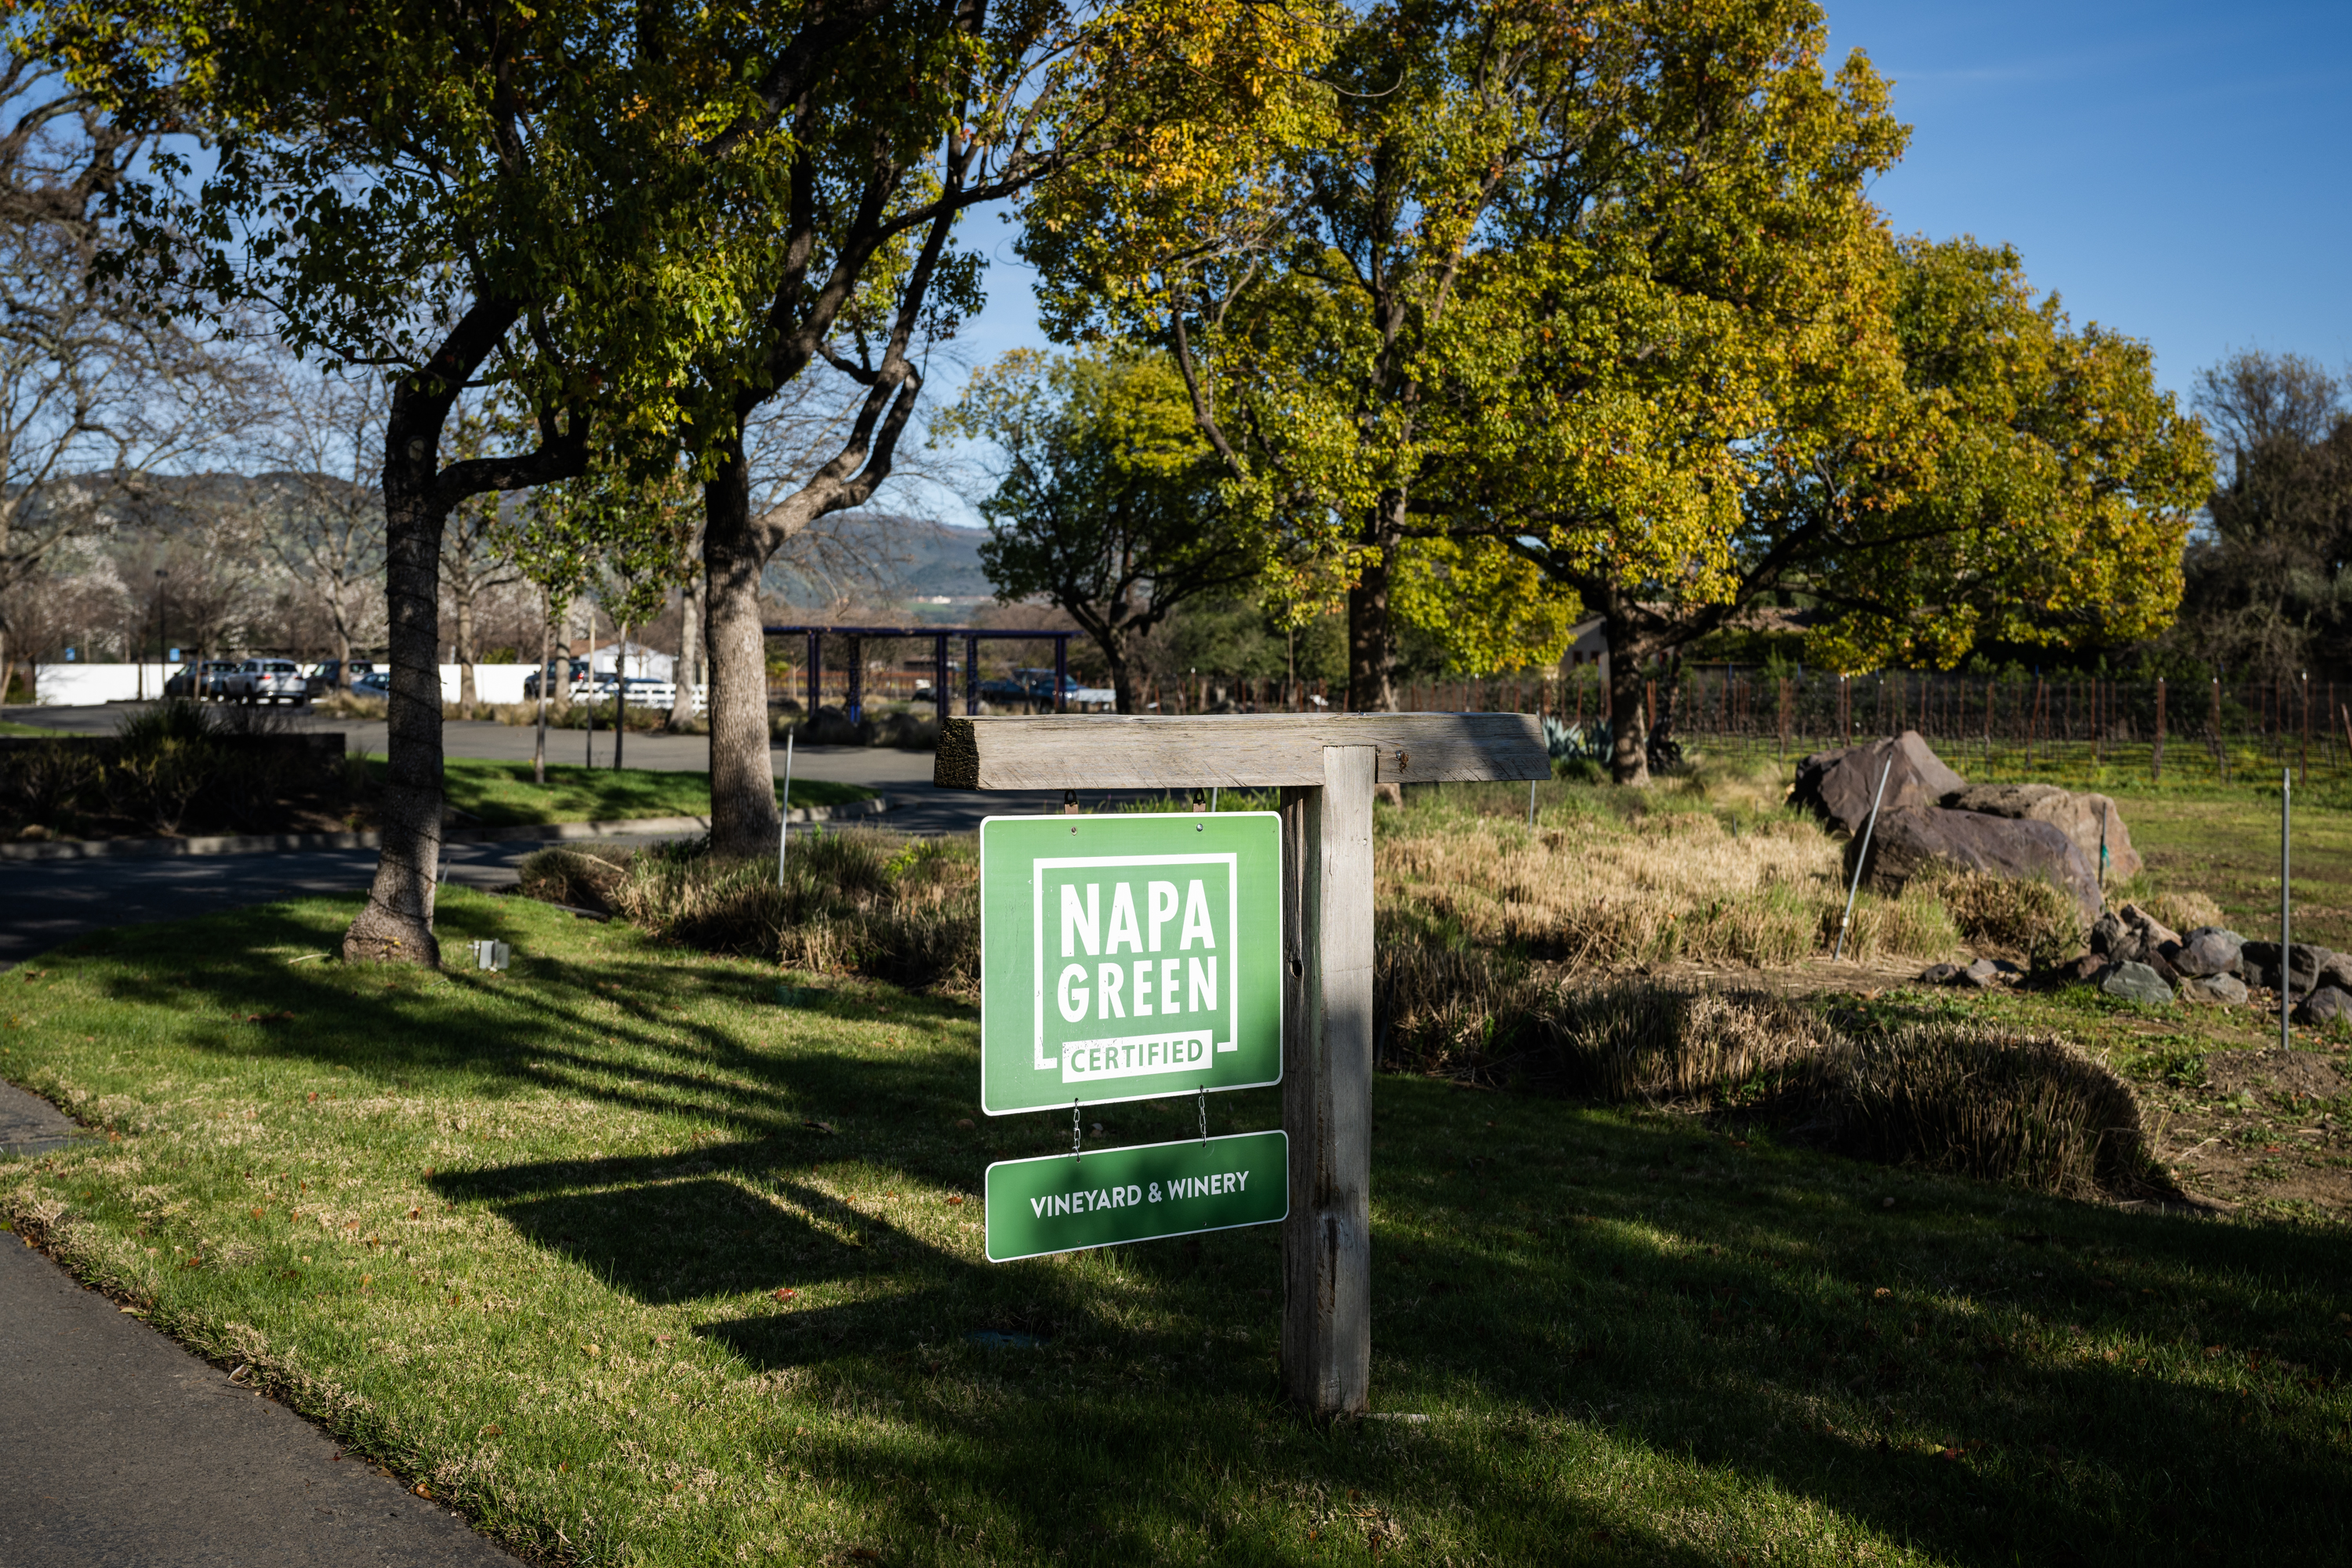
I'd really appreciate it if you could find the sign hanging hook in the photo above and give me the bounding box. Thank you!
[1198,1085,1208,1145]
[1071,1099,1082,1162]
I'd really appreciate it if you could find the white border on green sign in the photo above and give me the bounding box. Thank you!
[978,811,1283,1116]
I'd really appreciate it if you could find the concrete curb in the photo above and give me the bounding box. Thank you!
[0,796,889,862]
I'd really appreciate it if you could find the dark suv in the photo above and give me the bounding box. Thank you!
[163,660,238,699]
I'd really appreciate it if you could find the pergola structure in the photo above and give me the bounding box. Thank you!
[765,624,1075,727]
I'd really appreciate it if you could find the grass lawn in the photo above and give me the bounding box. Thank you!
[0,718,57,736]
[4,893,2349,1566]
[403,757,874,829]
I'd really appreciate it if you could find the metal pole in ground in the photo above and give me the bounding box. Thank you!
[2282,768,2292,1052]
[777,730,796,886]
[1834,757,1895,962]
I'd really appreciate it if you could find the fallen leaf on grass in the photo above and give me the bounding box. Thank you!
[804,1120,837,1134]
[946,1195,965,1206]
[480,1424,503,1437]
[249,1207,266,1219]
[774,1288,798,1301]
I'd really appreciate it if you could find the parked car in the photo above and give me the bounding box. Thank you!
[975,675,1033,703]
[163,660,238,699]
[304,659,376,695]
[1012,669,1114,707]
[350,670,392,698]
[226,658,309,704]
[521,659,586,701]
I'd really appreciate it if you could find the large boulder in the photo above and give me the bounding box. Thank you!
[1845,807,2103,924]
[1947,782,2143,884]
[2296,986,2352,1029]
[1791,731,1968,837]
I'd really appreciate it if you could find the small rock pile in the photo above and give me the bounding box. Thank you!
[2067,902,2352,1021]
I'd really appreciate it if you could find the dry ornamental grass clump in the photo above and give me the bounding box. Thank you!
[1378,796,1956,970]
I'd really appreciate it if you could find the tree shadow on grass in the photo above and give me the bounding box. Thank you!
[61,893,2352,1565]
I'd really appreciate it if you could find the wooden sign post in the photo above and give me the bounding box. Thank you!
[938,712,1548,1419]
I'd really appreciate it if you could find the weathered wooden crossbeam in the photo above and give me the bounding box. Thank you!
[934,711,1548,790]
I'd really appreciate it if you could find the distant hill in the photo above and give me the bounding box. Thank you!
[764,513,994,608]
[895,517,993,598]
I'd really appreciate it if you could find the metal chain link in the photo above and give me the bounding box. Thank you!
[1071,1099,1082,1160]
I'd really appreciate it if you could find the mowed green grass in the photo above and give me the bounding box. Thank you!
[2,895,2348,1565]
[405,757,873,829]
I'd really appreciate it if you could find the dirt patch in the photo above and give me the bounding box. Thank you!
[2205,1048,2349,1102]
[2143,1045,2352,1221]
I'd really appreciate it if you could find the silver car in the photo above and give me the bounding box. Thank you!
[228,658,309,704]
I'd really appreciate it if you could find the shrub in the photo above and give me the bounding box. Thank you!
[2144,887,2225,935]
[1928,871,2086,967]
[310,691,386,720]
[524,831,982,993]
[515,844,632,912]
[1800,1022,2152,1198]
[1374,956,2154,1196]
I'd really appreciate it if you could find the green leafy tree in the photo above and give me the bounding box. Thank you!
[28,0,793,958]
[2169,350,2352,680]
[1492,235,2212,780]
[938,347,1270,713]
[677,0,1322,856]
[1022,0,1899,720]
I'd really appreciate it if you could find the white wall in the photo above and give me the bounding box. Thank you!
[445,664,537,705]
[31,662,546,706]
[31,663,172,705]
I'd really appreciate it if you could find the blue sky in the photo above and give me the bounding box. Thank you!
[920,0,2351,524]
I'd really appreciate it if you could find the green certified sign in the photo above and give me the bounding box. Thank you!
[978,813,1282,1116]
[984,1131,1288,1262]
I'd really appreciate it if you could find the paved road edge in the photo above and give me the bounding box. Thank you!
[0,796,890,862]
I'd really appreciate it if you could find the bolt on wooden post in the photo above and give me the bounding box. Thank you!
[937,710,1547,1420]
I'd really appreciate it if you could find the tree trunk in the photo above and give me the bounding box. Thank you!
[583,601,597,768]
[1105,633,1136,716]
[455,582,478,710]
[550,602,572,715]
[670,575,702,730]
[1604,615,1650,787]
[704,434,780,858]
[1346,492,1404,712]
[613,619,629,771]
[343,447,449,965]
[533,593,550,786]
